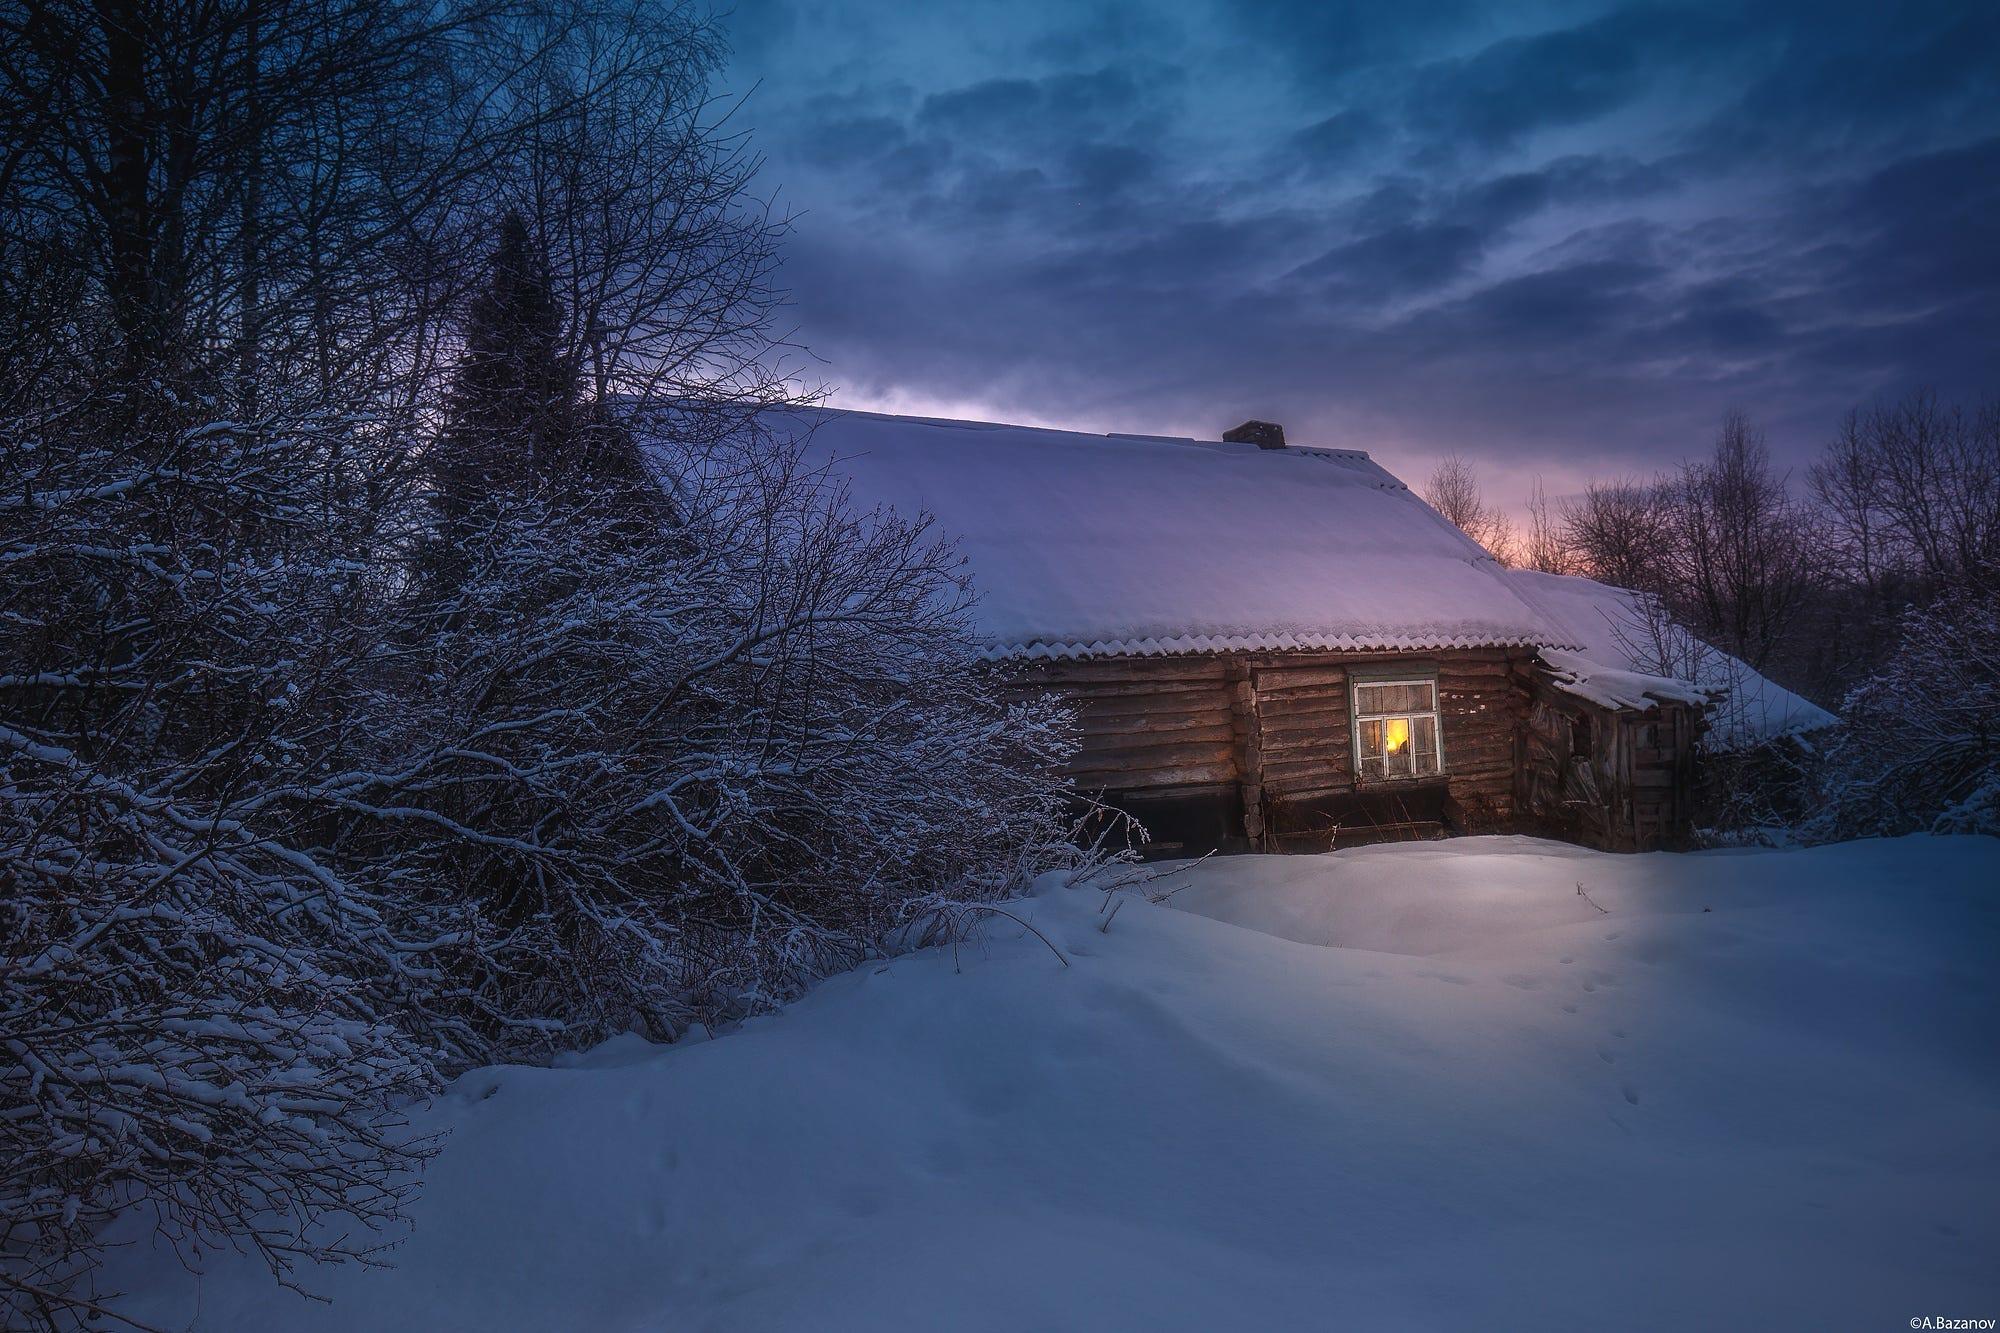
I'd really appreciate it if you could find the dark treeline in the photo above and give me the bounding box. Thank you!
[1429,397,2000,839]
[0,2,1092,1325]
[1543,397,1998,702]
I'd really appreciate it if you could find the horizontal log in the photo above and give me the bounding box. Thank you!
[1260,694,1347,712]
[1441,694,1521,711]
[1070,735,1236,768]
[1258,717,1350,742]
[1032,676,1232,696]
[1251,665,1350,691]
[1067,686,1235,714]
[1441,717,1517,738]
[1259,755,1353,784]
[1026,658,1229,685]
[1078,714,1235,742]
[1258,733,1349,759]
[1068,761,1238,791]
[1254,695,1350,718]
[1435,656,1516,674]
[1442,752,1517,774]
[1441,740,1516,765]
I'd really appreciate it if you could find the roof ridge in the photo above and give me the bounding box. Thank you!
[796,404,1372,460]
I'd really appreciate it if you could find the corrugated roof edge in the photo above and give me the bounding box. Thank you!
[978,629,1574,662]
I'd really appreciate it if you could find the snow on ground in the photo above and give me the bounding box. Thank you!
[108,836,1999,1331]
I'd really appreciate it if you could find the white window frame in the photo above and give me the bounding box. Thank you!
[1351,676,1446,783]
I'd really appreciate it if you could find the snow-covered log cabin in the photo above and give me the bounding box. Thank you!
[787,409,1836,855]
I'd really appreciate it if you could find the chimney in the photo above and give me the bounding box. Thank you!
[1222,420,1286,450]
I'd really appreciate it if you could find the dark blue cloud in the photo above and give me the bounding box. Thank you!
[722,0,2000,487]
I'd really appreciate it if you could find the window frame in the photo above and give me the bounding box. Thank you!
[1350,673,1446,783]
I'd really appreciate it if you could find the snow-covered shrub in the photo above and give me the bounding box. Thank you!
[1803,587,2000,841]
[340,423,1086,1058]
[0,405,448,1328]
[0,1,1092,1321]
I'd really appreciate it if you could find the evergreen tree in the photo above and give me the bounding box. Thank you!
[433,209,578,538]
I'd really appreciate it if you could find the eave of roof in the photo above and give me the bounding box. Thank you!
[985,628,1570,662]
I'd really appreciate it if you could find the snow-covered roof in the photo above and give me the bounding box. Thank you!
[783,408,1569,661]
[1503,568,1839,749]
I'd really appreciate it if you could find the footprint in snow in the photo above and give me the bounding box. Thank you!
[1597,1046,1618,1065]
[1620,1082,1641,1106]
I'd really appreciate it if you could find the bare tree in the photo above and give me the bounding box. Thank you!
[1559,478,1671,592]
[0,2,500,1317]
[501,0,796,418]
[1810,392,2000,595]
[1423,453,1517,562]
[1659,412,1817,671]
[1520,476,1576,575]
[3,2,1094,1324]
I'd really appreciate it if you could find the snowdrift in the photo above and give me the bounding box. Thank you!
[105,836,1999,1331]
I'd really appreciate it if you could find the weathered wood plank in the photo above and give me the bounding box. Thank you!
[1025,658,1229,685]
[1056,676,1229,696]
[1256,696,1352,728]
[1251,665,1350,691]
[1068,761,1238,790]
[1072,684,1224,716]
[1258,732,1349,759]
[1070,737,1236,770]
[1259,755,1353,784]
[1077,714,1235,741]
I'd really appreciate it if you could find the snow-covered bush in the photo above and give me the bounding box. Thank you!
[341,422,1085,1058]
[1803,587,2000,841]
[1,1,1092,1322]
[0,403,452,1327]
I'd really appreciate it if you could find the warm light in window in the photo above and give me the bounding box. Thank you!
[1385,717,1410,754]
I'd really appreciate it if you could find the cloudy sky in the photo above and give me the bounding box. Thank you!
[718,0,1998,503]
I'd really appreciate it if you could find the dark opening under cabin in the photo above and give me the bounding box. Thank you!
[793,409,1836,856]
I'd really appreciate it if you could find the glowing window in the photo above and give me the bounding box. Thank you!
[1352,678,1443,781]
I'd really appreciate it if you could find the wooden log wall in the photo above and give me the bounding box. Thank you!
[1013,647,1541,848]
[1521,683,1699,852]
[1249,661,1354,800]
[1433,650,1535,827]
[1019,657,1237,794]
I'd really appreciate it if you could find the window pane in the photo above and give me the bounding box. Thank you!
[1359,718,1383,759]
[1414,715,1438,775]
[1360,754,1386,781]
[1355,681,1434,714]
